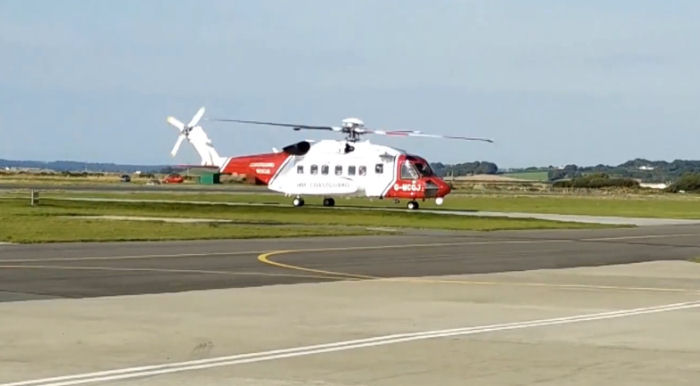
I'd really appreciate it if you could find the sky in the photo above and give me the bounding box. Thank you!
[0,0,699,168]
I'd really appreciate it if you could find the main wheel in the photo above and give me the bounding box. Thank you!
[407,201,419,210]
[293,197,305,207]
[323,198,335,207]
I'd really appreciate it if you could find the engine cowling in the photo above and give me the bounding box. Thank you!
[282,141,311,156]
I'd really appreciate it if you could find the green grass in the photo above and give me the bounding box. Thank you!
[0,197,607,243]
[23,189,700,219]
[501,171,550,181]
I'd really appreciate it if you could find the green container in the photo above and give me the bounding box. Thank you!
[198,173,220,185]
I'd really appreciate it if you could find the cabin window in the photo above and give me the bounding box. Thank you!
[359,166,367,176]
[297,165,304,174]
[310,165,318,175]
[348,166,356,176]
[321,165,329,175]
[335,165,343,175]
[375,164,383,174]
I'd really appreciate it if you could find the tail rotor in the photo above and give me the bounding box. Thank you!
[166,107,205,157]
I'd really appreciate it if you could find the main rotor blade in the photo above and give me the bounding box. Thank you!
[170,135,186,157]
[368,129,493,143]
[188,107,206,128]
[166,116,185,132]
[210,118,338,131]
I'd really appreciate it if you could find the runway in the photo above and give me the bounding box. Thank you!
[1,225,700,301]
[1,226,699,385]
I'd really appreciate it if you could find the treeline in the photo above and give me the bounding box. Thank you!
[546,159,700,182]
[553,173,639,189]
[667,174,700,193]
[430,161,498,177]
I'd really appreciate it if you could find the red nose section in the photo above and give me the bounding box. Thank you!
[436,178,451,197]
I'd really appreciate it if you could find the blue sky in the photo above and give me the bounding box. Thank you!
[1,0,698,167]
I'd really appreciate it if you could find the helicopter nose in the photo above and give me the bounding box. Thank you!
[436,178,451,197]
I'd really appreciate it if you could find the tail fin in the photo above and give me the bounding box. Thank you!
[166,107,226,167]
[184,125,225,167]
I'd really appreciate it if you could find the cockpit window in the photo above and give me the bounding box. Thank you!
[400,161,419,180]
[414,162,433,176]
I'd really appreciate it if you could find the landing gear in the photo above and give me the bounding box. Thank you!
[293,197,305,207]
[322,198,335,207]
[407,201,419,210]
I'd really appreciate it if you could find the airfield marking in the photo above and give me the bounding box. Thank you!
[258,246,700,294]
[3,301,699,386]
[0,250,265,264]
[1,231,696,264]
[256,239,580,280]
[0,264,345,281]
[584,233,698,241]
[0,240,571,264]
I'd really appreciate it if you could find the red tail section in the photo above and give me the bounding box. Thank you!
[220,152,290,185]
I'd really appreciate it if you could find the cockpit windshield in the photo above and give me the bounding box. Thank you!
[407,156,433,177]
[401,161,419,180]
[413,161,433,177]
[401,157,434,179]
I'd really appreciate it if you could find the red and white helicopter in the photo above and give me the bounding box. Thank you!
[166,107,492,209]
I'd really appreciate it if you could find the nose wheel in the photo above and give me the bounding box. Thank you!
[407,201,419,210]
[293,197,305,207]
[322,198,335,207]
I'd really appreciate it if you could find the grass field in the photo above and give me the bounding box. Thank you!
[13,188,700,219]
[0,196,607,243]
[501,171,550,181]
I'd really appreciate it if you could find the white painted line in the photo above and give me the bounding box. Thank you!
[1,232,694,264]
[0,240,568,264]
[583,233,698,241]
[63,215,235,224]
[0,265,343,280]
[3,300,698,386]
[0,250,263,263]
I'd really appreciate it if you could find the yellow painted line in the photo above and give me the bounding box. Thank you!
[0,264,345,281]
[256,240,561,280]
[258,246,700,294]
[258,251,375,280]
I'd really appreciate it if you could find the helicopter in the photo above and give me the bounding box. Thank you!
[166,107,492,209]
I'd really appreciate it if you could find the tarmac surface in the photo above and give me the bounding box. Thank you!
[1,225,700,301]
[0,225,699,385]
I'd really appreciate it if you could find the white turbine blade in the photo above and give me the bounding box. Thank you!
[166,116,185,132]
[188,107,206,128]
[170,135,186,157]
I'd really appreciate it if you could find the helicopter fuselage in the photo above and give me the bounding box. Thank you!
[219,139,451,203]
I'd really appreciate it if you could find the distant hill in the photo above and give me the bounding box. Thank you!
[4,157,700,183]
[432,158,700,183]
[546,159,700,182]
[0,159,169,173]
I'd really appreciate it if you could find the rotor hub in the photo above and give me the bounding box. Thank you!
[342,118,365,141]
